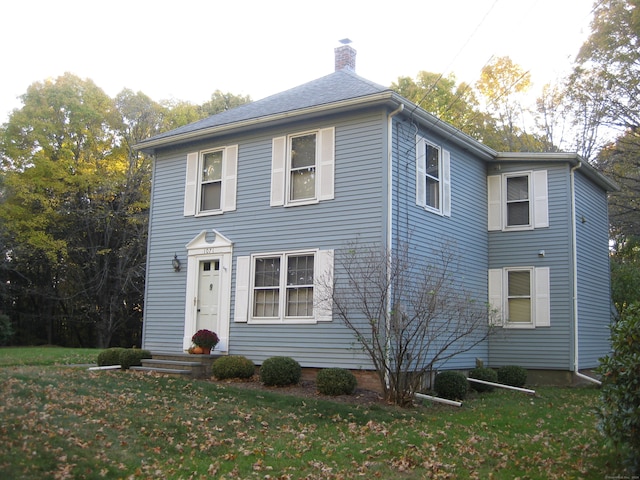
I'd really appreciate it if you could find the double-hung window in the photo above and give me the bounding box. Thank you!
[487,170,548,231]
[183,145,238,216]
[416,137,451,216]
[234,249,334,324]
[252,253,315,320]
[271,127,335,207]
[488,266,550,328]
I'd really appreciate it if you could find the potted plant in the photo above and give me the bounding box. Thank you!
[191,329,219,354]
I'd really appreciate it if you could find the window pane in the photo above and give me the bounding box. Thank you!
[290,169,315,200]
[507,202,530,226]
[201,182,221,211]
[426,144,439,178]
[508,271,530,296]
[202,151,223,182]
[287,255,314,286]
[291,134,316,168]
[507,176,528,201]
[426,177,440,209]
[253,289,279,317]
[286,286,313,317]
[508,298,531,322]
[254,257,280,287]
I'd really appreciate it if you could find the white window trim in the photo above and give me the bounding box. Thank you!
[487,170,548,231]
[416,137,451,217]
[184,145,238,217]
[234,249,334,324]
[503,172,533,231]
[270,127,335,207]
[488,266,551,329]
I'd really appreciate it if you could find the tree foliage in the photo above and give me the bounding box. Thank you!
[0,73,250,347]
[597,303,640,474]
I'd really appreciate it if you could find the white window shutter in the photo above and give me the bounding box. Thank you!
[416,138,426,207]
[184,152,199,216]
[234,256,250,322]
[222,145,238,212]
[270,136,286,206]
[314,250,334,322]
[534,267,551,327]
[487,175,502,231]
[488,269,504,326]
[318,128,335,201]
[533,170,549,228]
[442,149,451,217]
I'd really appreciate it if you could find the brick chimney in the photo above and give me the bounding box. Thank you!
[335,40,356,72]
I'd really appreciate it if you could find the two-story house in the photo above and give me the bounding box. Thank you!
[136,45,616,384]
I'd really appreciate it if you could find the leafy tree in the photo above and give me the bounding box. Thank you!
[0,74,149,347]
[609,237,640,314]
[200,89,251,116]
[596,303,640,474]
[322,241,495,406]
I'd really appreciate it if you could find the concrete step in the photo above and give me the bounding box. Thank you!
[130,354,220,379]
[130,366,192,376]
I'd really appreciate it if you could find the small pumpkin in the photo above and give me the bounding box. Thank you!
[192,346,204,354]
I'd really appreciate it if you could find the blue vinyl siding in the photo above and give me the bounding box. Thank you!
[143,110,388,368]
[391,122,490,370]
[488,163,574,370]
[574,171,612,368]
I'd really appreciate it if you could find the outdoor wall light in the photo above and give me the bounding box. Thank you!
[172,254,181,272]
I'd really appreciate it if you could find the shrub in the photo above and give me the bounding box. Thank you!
[259,356,301,387]
[316,368,357,396]
[211,355,256,380]
[433,371,468,401]
[596,304,640,475]
[97,348,151,369]
[497,365,528,387]
[97,348,127,367]
[468,367,498,393]
[119,349,152,369]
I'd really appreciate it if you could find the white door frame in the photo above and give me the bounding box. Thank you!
[183,230,233,352]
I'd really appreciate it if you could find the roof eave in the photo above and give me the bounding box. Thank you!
[134,92,400,154]
[492,152,619,191]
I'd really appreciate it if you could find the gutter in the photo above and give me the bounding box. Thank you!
[570,161,602,386]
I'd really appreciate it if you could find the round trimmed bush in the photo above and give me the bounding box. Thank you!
[211,355,256,380]
[434,371,469,401]
[97,347,127,367]
[497,365,528,387]
[469,367,498,393]
[119,349,152,369]
[316,368,357,396]
[259,356,301,386]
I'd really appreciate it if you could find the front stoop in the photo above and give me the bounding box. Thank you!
[130,353,220,379]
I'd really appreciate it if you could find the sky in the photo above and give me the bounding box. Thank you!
[1,0,596,124]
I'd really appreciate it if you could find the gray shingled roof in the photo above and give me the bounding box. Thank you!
[141,69,391,144]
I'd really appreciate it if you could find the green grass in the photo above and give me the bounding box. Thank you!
[0,346,98,366]
[0,348,625,479]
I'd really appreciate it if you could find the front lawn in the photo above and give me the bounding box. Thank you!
[0,348,623,479]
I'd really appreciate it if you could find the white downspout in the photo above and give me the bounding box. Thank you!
[570,161,602,386]
[385,104,404,390]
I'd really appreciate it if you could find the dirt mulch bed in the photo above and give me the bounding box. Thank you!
[210,376,386,406]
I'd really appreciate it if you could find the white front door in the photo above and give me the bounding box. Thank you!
[196,260,220,333]
[184,230,233,353]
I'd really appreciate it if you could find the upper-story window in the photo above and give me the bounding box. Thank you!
[416,137,451,216]
[183,145,238,216]
[487,170,548,231]
[271,127,335,207]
